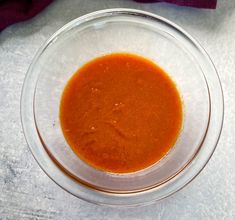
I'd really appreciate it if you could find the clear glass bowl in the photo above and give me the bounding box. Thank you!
[21,9,224,206]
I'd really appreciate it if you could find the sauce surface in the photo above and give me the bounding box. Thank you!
[60,53,182,173]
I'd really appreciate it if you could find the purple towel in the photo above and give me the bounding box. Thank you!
[134,0,217,9]
[0,0,217,31]
[0,0,53,31]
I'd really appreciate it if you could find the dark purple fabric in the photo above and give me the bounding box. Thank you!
[0,0,217,32]
[0,0,53,31]
[134,0,217,9]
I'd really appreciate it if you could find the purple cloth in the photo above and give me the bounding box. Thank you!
[134,0,217,9]
[0,0,217,31]
[0,0,53,31]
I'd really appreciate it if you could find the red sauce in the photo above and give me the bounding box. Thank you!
[60,53,182,173]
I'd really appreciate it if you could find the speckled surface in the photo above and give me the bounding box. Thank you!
[0,0,234,219]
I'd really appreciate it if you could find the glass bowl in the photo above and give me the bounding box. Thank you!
[21,9,224,206]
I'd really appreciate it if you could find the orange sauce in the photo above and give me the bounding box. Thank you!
[60,53,182,173]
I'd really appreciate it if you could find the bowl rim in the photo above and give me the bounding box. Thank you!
[21,8,224,207]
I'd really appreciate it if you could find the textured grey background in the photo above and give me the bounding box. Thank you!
[0,0,234,219]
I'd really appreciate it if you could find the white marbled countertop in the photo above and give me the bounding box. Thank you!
[1,0,235,219]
